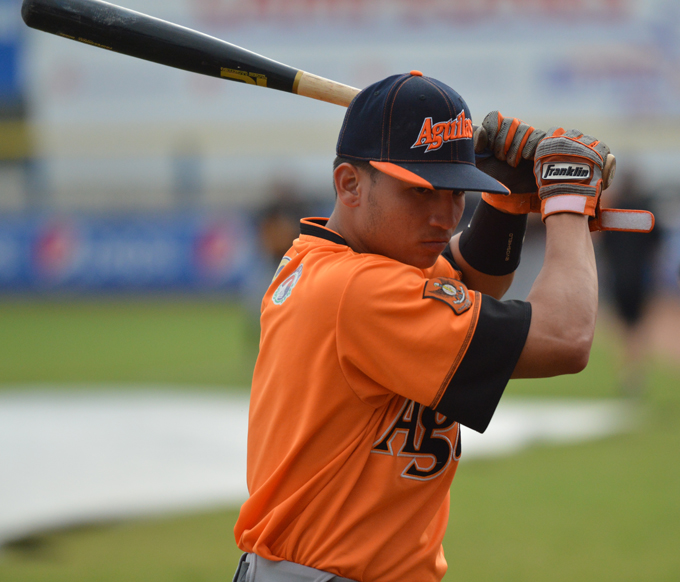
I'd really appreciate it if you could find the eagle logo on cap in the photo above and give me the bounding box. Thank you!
[411,111,473,153]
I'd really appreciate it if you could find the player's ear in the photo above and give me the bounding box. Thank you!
[333,163,363,208]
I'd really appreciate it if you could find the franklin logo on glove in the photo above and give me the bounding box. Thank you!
[542,163,591,180]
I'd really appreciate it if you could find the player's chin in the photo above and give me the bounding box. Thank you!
[409,241,449,269]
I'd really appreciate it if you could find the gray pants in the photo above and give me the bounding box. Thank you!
[233,553,357,582]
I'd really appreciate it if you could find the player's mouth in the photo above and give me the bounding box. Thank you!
[421,240,450,253]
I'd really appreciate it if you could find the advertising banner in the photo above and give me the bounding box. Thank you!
[0,0,22,104]
[0,213,256,292]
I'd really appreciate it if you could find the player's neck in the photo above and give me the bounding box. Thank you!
[326,212,362,254]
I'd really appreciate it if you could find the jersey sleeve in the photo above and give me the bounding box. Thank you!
[336,259,531,433]
[433,295,531,432]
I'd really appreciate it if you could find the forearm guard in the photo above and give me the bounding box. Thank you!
[459,199,527,276]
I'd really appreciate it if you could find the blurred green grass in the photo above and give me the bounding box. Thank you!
[0,298,259,388]
[0,299,678,581]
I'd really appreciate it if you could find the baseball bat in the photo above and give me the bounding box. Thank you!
[20,0,361,107]
[20,0,615,189]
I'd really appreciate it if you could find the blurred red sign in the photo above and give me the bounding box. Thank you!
[192,0,629,24]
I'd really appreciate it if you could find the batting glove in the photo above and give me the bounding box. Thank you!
[533,128,610,221]
[474,111,545,214]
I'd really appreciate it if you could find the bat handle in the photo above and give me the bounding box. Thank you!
[294,71,361,107]
[602,154,616,190]
[473,126,616,191]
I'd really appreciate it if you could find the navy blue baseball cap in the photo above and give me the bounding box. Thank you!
[337,71,510,194]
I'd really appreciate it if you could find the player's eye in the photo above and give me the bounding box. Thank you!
[412,187,431,194]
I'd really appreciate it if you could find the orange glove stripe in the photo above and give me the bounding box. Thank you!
[482,191,536,215]
[516,125,534,162]
[503,118,521,157]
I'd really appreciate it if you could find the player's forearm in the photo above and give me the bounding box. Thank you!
[513,213,597,378]
[450,233,514,299]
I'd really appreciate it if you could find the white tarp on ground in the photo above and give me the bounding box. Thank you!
[0,388,636,545]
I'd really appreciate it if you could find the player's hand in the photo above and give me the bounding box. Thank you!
[474,111,545,215]
[478,110,547,168]
[533,128,610,221]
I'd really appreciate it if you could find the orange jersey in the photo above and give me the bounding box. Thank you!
[235,218,531,582]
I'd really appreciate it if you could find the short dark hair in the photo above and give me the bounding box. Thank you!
[332,156,379,196]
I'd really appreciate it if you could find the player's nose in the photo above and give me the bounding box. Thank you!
[428,190,460,231]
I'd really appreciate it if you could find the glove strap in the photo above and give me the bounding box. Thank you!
[541,193,597,218]
[589,208,655,233]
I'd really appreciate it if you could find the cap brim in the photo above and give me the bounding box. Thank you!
[370,161,510,195]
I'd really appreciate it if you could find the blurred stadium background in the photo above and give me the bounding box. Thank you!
[1,0,679,580]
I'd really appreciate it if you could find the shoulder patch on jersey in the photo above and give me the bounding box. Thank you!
[423,277,472,315]
[272,256,292,282]
[272,264,303,305]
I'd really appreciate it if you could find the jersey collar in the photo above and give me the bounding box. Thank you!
[299,218,348,246]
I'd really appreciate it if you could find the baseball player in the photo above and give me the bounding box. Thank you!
[232,71,612,582]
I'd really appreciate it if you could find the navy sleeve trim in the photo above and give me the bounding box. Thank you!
[434,296,532,433]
